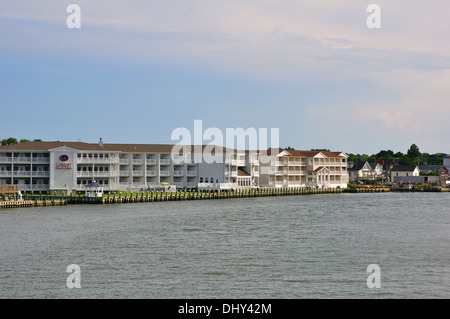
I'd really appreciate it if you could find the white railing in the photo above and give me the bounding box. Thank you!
[0,157,13,163]
[77,171,111,177]
[174,182,184,188]
[172,159,184,165]
[119,159,129,165]
[132,170,143,176]
[13,171,32,177]
[132,159,143,165]
[186,171,197,177]
[119,170,130,177]
[160,159,171,165]
[173,171,184,176]
[19,184,50,191]
[146,170,157,176]
[0,171,12,176]
[160,170,171,176]
[146,159,157,165]
[77,158,119,164]
[32,171,50,177]
[32,157,50,163]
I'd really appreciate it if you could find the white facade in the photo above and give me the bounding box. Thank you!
[0,141,348,192]
[259,150,348,188]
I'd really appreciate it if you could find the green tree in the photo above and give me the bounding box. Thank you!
[407,144,421,164]
[19,139,30,143]
[1,137,18,145]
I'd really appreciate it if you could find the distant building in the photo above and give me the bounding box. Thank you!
[390,165,420,183]
[419,165,448,176]
[444,156,450,172]
[348,162,383,181]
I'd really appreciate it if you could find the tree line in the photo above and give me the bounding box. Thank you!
[347,144,446,166]
[1,137,42,145]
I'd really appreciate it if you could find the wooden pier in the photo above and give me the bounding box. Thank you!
[0,199,67,209]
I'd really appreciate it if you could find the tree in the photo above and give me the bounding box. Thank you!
[407,144,421,164]
[19,139,30,143]
[1,137,18,145]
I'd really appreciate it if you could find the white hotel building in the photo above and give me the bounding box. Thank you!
[0,140,348,193]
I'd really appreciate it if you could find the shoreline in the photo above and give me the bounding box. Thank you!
[1,186,448,210]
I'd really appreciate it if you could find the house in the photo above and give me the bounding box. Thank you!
[347,161,382,181]
[390,165,420,183]
[419,165,449,176]
[444,156,450,172]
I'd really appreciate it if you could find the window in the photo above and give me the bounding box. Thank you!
[200,177,204,183]
[210,177,214,183]
[88,153,92,158]
[77,153,81,158]
[83,153,87,158]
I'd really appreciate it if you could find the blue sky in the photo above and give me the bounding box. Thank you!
[1,1,449,154]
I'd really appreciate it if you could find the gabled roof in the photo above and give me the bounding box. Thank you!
[391,165,418,172]
[419,165,448,172]
[348,161,371,171]
[237,168,251,177]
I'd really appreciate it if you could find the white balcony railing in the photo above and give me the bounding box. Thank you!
[0,171,12,177]
[146,159,157,165]
[146,170,157,176]
[119,159,129,165]
[32,171,50,177]
[186,171,197,177]
[173,171,184,177]
[160,170,171,177]
[18,184,50,191]
[160,159,171,165]
[172,159,184,165]
[132,170,143,176]
[132,159,143,165]
[77,158,119,164]
[0,157,13,163]
[119,170,130,177]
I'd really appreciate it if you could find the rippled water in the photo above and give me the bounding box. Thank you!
[0,192,449,298]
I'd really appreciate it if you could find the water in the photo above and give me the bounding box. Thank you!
[0,192,449,298]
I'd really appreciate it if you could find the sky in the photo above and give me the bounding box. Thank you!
[0,0,449,155]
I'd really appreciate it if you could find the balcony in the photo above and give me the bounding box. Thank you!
[13,171,32,177]
[160,159,171,165]
[146,159,157,165]
[0,157,13,163]
[77,157,119,164]
[225,171,237,177]
[19,184,50,191]
[225,159,246,166]
[119,170,130,177]
[32,171,50,177]
[173,171,184,177]
[174,182,184,188]
[186,171,197,177]
[32,157,50,164]
[119,159,129,165]
[146,170,157,177]
[186,182,197,188]
[172,159,184,165]
[132,170,143,176]
[160,170,171,177]
[77,171,111,177]
[0,171,12,177]
[132,159,143,165]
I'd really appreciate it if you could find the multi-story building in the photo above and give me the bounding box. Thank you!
[0,140,348,193]
[259,149,348,188]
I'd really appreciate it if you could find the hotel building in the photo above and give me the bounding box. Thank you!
[0,140,348,193]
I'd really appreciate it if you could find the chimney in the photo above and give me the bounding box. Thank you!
[99,137,103,147]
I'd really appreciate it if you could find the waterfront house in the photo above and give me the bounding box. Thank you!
[444,156,450,172]
[348,162,372,181]
[419,165,449,176]
[390,165,420,183]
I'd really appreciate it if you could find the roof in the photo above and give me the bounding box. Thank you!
[313,166,325,172]
[0,141,117,152]
[391,165,418,172]
[85,181,102,188]
[419,165,448,172]
[258,149,346,158]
